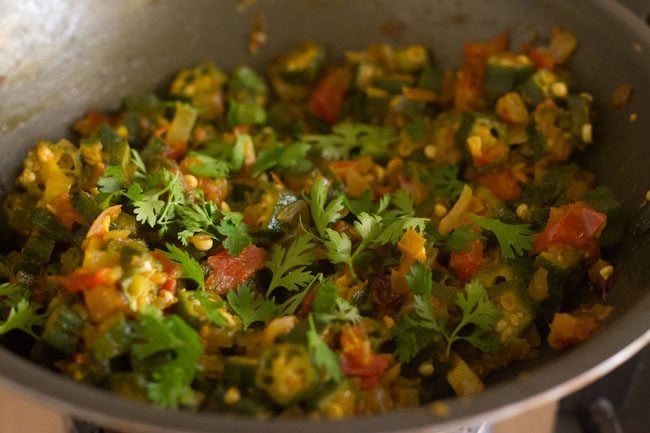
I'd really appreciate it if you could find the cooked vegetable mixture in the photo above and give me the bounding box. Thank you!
[0,29,623,416]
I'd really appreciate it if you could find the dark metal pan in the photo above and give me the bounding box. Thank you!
[0,1,649,432]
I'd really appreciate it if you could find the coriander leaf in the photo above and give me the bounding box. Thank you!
[412,294,447,334]
[323,229,352,265]
[175,195,220,246]
[471,215,533,259]
[375,217,428,245]
[217,211,252,257]
[125,182,144,202]
[128,169,186,233]
[252,140,310,177]
[393,317,432,363]
[317,298,361,324]
[148,364,197,409]
[344,190,390,217]
[186,152,230,178]
[266,235,316,297]
[353,212,382,241]
[98,165,125,193]
[0,282,27,308]
[195,292,228,327]
[226,283,277,330]
[307,314,342,382]
[455,279,501,333]
[408,280,500,356]
[449,278,500,354]
[445,226,482,253]
[252,146,283,176]
[307,177,344,238]
[428,164,464,200]
[311,278,339,314]
[277,273,320,316]
[0,298,45,338]
[132,310,203,408]
[133,193,164,227]
[405,262,432,296]
[230,132,248,172]
[165,244,205,291]
[131,148,147,179]
[304,122,397,160]
[377,194,391,214]
[391,189,416,216]
[344,190,374,216]
[312,278,360,324]
[357,124,399,158]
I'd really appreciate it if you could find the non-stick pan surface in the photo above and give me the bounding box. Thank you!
[0,1,649,432]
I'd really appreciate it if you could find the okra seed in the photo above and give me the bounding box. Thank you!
[37,146,54,162]
[424,145,438,160]
[382,315,395,329]
[191,234,214,251]
[22,170,36,182]
[645,189,650,202]
[630,113,638,122]
[515,203,530,220]
[434,204,448,218]
[223,387,241,405]
[418,362,435,376]
[116,125,129,138]
[599,265,614,280]
[581,123,593,143]
[184,174,198,189]
[551,82,568,98]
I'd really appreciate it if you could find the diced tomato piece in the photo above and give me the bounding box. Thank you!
[152,250,183,280]
[164,141,188,161]
[47,192,84,229]
[309,67,350,124]
[463,33,509,69]
[528,48,555,70]
[533,203,607,254]
[340,326,389,390]
[49,268,114,293]
[478,169,522,201]
[456,33,509,111]
[205,244,267,294]
[449,239,485,282]
[341,352,390,390]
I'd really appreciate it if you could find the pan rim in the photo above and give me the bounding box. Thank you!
[1,0,649,431]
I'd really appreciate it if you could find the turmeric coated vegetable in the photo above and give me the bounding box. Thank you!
[0,29,622,418]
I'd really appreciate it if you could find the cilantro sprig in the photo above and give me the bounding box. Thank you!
[0,282,45,338]
[471,215,533,259]
[312,278,360,324]
[165,244,205,291]
[266,235,316,296]
[132,309,203,408]
[306,177,344,238]
[124,169,186,233]
[304,122,398,160]
[226,283,277,330]
[306,314,342,382]
[395,278,500,361]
